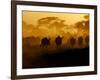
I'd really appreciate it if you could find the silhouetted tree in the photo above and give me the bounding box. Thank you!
[37,17,66,29]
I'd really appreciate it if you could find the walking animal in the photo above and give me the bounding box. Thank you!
[55,36,63,48]
[40,37,50,48]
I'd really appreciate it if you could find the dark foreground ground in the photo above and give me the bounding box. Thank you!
[23,47,89,69]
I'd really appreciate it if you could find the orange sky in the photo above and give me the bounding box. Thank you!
[22,11,89,38]
[22,11,88,26]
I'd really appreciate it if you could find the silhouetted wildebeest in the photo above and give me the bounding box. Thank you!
[85,35,89,44]
[40,37,50,48]
[55,36,63,48]
[78,36,83,46]
[70,37,76,47]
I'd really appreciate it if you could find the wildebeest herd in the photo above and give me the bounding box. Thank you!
[40,35,89,48]
[23,36,89,68]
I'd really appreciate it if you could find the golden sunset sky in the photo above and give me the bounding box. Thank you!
[22,11,89,38]
[22,11,88,26]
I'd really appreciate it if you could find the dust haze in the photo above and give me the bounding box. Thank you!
[22,11,89,68]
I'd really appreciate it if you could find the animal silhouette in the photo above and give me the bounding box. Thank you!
[85,35,89,44]
[70,37,76,47]
[55,36,63,48]
[78,36,83,46]
[40,37,50,48]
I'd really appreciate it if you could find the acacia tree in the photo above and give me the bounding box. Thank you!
[37,17,66,29]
